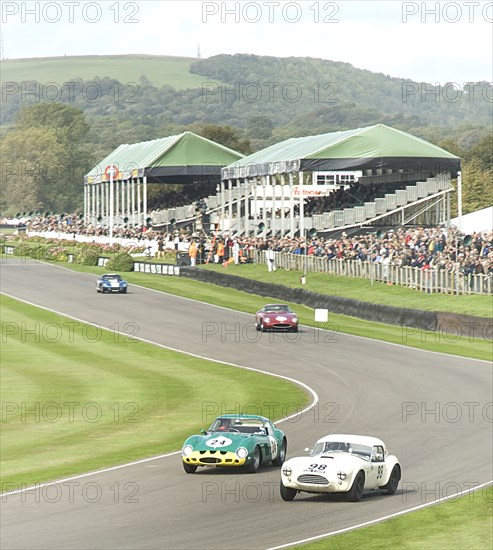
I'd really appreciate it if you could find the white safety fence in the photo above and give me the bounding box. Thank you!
[257,251,492,296]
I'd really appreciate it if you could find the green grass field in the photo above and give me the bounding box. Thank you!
[0,55,219,89]
[303,485,492,550]
[0,294,308,487]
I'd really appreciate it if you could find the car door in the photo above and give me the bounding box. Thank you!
[367,445,386,489]
[260,421,278,462]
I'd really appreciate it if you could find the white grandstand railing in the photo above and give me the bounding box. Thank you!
[149,175,453,233]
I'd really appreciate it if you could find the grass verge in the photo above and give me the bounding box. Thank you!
[0,295,308,488]
[300,485,492,550]
[200,263,492,318]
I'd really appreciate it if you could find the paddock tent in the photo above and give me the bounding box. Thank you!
[222,124,461,179]
[85,131,244,185]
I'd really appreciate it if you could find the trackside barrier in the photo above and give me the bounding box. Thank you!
[125,262,491,339]
[133,262,180,275]
[256,252,492,296]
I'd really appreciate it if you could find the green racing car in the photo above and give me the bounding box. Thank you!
[181,414,287,474]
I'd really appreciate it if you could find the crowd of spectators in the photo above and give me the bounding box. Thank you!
[22,213,161,241]
[15,213,492,281]
[208,227,492,280]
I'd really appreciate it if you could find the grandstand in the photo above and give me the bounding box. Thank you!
[151,124,460,237]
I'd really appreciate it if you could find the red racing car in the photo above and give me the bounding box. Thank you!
[255,304,299,332]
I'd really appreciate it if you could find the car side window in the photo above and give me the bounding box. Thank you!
[265,421,275,436]
[372,445,384,462]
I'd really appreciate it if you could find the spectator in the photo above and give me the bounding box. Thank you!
[188,240,197,267]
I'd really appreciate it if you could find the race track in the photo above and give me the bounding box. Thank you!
[1,259,492,550]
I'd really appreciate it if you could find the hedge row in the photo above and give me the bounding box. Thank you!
[0,238,135,271]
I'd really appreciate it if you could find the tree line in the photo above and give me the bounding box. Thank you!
[1,53,491,217]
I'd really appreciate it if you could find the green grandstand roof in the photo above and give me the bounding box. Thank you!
[85,131,243,185]
[222,124,460,179]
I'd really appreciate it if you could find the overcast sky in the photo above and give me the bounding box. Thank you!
[2,0,492,83]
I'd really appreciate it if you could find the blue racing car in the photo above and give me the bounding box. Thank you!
[96,273,128,294]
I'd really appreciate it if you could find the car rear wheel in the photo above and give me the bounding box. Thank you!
[183,462,197,474]
[280,481,297,501]
[272,439,287,467]
[246,447,261,473]
[381,465,400,495]
[347,471,365,502]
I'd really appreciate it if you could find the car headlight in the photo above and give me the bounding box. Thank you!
[182,445,193,457]
[337,470,347,480]
[236,447,248,459]
[292,317,298,323]
[282,466,292,476]
[264,318,271,323]
[120,282,127,287]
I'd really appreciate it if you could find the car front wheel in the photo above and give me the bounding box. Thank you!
[246,447,261,473]
[347,471,365,502]
[280,481,297,501]
[272,439,287,467]
[183,462,197,474]
[381,465,400,495]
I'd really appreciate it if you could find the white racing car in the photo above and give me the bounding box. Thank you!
[280,434,401,502]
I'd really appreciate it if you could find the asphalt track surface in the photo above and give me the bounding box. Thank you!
[1,259,492,550]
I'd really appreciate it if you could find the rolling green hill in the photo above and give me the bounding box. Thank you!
[1,53,490,145]
[0,54,219,90]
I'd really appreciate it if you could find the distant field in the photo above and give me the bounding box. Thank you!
[0,55,220,89]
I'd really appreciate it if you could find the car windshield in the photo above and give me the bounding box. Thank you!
[312,441,372,461]
[210,418,266,434]
[103,275,122,281]
[264,305,290,313]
